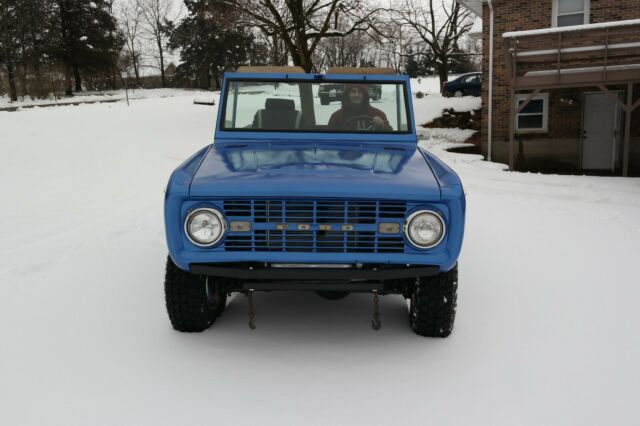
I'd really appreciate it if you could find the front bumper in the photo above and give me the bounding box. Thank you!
[191,263,438,280]
[190,263,440,292]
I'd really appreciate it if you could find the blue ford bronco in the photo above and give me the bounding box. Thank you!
[164,66,465,337]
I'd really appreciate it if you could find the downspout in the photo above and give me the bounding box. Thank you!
[487,0,494,161]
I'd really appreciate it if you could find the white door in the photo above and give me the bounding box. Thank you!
[582,93,621,171]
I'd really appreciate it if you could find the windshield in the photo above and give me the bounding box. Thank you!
[221,80,410,133]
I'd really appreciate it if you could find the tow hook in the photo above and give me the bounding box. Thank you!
[247,289,256,330]
[371,290,381,330]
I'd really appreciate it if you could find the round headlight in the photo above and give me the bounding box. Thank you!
[185,208,226,247]
[405,210,445,249]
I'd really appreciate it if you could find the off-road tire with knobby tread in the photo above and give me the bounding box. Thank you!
[409,265,458,337]
[165,256,227,332]
[315,290,350,300]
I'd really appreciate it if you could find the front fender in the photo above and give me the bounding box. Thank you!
[419,147,466,271]
[164,145,211,270]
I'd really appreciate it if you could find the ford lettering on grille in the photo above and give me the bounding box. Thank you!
[222,199,407,253]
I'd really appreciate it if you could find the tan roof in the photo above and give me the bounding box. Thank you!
[326,67,395,75]
[236,66,305,74]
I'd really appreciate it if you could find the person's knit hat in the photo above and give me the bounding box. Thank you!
[342,83,370,105]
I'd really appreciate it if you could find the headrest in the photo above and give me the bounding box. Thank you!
[265,98,295,110]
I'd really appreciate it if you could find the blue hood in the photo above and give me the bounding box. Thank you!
[189,142,441,200]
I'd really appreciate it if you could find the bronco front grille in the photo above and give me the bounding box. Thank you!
[222,199,407,253]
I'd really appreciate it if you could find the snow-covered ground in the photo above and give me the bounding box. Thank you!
[1,90,640,426]
[0,76,443,109]
[410,75,455,94]
[0,88,215,109]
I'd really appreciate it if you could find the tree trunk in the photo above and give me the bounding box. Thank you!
[199,64,209,89]
[273,35,287,66]
[292,50,313,73]
[33,63,46,99]
[157,36,166,87]
[437,63,449,88]
[73,64,82,92]
[133,58,141,87]
[213,67,220,90]
[299,42,313,73]
[272,35,279,65]
[19,63,28,98]
[111,67,117,90]
[64,64,73,96]
[6,62,18,102]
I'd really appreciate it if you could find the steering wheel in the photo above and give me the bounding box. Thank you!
[342,115,375,131]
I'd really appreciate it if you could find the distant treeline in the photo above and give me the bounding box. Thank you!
[0,1,122,101]
[0,0,480,102]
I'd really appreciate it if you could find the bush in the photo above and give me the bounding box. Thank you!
[415,91,425,99]
[423,107,482,132]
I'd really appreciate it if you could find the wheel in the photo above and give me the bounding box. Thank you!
[454,90,464,97]
[409,265,458,337]
[164,255,227,332]
[315,291,350,300]
[341,114,375,131]
[320,96,330,105]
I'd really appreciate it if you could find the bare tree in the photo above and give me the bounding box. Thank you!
[372,19,421,74]
[118,2,143,86]
[394,0,472,84]
[314,28,376,70]
[137,0,174,87]
[227,0,383,73]
[257,31,289,66]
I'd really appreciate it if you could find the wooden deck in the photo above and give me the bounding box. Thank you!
[504,19,640,90]
[502,20,640,176]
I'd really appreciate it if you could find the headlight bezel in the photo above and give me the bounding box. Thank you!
[184,208,227,247]
[404,210,446,249]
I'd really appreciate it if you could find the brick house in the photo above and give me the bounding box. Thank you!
[458,0,640,176]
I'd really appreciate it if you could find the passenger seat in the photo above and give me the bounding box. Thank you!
[252,98,303,129]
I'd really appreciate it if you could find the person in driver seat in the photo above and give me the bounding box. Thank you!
[328,83,391,131]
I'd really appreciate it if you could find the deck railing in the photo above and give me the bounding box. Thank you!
[504,19,640,89]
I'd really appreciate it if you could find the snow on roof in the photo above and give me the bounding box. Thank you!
[503,18,640,38]
[457,0,484,17]
[524,63,640,77]
[468,17,483,40]
[516,41,640,58]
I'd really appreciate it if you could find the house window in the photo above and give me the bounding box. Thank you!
[515,93,549,132]
[553,0,590,27]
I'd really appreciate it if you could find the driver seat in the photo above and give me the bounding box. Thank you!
[252,98,303,130]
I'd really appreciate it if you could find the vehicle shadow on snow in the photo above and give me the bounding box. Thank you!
[193,291,419,345]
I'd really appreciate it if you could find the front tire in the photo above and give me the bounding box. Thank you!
[165,256,227,332]
[409,265,458,337]
[320,95,330,105]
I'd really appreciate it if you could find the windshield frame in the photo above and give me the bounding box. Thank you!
[214,72,417,145]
